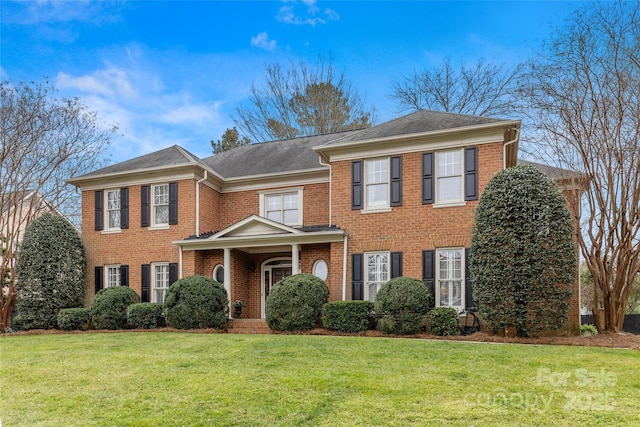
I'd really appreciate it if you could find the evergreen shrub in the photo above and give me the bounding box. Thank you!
[164,275,228,330]
[127,303,165,329]
[90,286,140,330]
[322,300,374,333]
[374,277,432,335]
[266,273,329,331]
[429,307,460,336]
[57,308,91,331]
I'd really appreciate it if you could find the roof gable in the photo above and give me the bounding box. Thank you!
[210,215,301,239]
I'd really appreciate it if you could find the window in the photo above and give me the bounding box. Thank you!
[153,184,169,226]
[105,189,121,230]
[312,260,328,281]
[365,252,389,301]
[436,248,464,309]
[152,263,170,303]
[105,265,120,287]
[365,158,389,209]
[213,265,224,284]
[436,150,463,203]
[260,188,303,226]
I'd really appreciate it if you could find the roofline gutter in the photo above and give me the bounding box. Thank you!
[503,126,520,169]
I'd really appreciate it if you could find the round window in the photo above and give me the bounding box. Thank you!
[312,260,328,281]
[213,265,224,284]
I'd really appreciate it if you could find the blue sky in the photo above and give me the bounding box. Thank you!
[1,0,584,164]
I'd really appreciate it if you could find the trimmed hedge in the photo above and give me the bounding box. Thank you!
[375,277,432,335]
[322,301,374,333]
[57,308,91,331]
[90,286,140,330]
[164,275,228,330]
[266,273,329,331]
[429,307,460,336]
[127,303,165,329]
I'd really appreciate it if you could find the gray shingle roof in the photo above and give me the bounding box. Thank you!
[75,145,202,178]
[517,159,584,181]
[202,130,361,178]
[322,110,508,145]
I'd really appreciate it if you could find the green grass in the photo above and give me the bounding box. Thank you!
[1,332,639,426]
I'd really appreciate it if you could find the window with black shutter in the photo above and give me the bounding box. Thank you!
[351,161,363,210]
[351,253,363,300]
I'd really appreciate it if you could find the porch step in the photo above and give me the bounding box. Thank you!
[227,319,272,334]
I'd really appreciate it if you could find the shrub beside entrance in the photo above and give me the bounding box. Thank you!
[163,275,228,330]
[375,277,432,335]
[266,273,329,331]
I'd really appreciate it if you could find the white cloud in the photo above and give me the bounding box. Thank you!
[56,67,137,99]
[251,32,277,51]
[277,0,339,26]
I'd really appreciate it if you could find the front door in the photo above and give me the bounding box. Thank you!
[262,260,293,318]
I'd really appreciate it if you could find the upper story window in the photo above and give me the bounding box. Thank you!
[436,150,463,203]
[153,184,169,226]
[352,156,402,211]
[95,188,128,232]
[423,147,477,206]
[106,189,121,230]
[259,188,303,226]
[365,158,389,209]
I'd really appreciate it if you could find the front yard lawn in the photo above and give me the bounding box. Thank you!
[1,332,639,426]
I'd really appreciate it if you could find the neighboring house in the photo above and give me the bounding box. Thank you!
[67,110,581,327]
[1,190,60,284]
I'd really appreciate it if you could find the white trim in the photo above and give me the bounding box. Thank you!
[220,169,328,193]
[435,248,465,310]
[151,183,170,227]
[364,157,390,210]
[104,188,121,232]
[360,207,393,214]
[212,264,224,284]
[312,259,328,281]
[258,187,304,226]
[342,235,348,301]
[104,264,121,288]
[364,251,390,301]
[261,257,293,319]
[435,149,464,205]
[151,262,170,303]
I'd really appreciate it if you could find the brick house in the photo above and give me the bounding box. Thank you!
[67,110,581,327]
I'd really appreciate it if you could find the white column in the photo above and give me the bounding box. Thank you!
[224,248,232,317]
[292,244,300,274]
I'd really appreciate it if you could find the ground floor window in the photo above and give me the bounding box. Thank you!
[312,259,328,281]
[365,252,389,301]
[105,265,120,287]
[152,263,170,303]
[436,248,464,309]
[213,264,224,284]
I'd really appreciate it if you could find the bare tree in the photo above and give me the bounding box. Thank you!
[0,79,115,331]
[520,1,640,332]
[389,58,523,117]
[234,57,376,142]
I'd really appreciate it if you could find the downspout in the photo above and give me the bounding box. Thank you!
[178,245,183,279]
[503,127,520,169]
[195,170,208,236]
[318,156,332,225]
[342,234,348,301]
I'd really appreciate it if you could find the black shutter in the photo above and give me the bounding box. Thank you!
[391,252,403,278]
[390,156,403,207]
[422,152,434,204]
[169,182,178,225]
[464,147,478,201]
[94,190,103,231]
[169,263,178,286]
[422,250,435,307]
[141,264,150,303]
[120,265,129,287]
[141,185,150,227]
[465,248,474,310]
[351,160,363,210]
[120,188,129,229]
[352,253,363,300]
[94,266,103,294]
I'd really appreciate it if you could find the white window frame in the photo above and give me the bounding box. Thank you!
[435,248,465,310]
[259,187,303,226]
[104,189,121,231]
[435,150,464,206]
[213,264,224,284]
[105,264,121,288]
[312,259,328,281]
[152,262,170,303]
[364,157,390,211]
[151,183,170,228]
[365,251,390,301]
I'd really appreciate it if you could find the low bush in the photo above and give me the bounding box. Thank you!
[90,286,140,330]
[322,301,374,333]
[164,275,228,330]
[57,308,91,331]
[375,277,432,335]
[429,307,460,336]
[266,273,329,331]
[581,324,598,336]
[127,303,165,329]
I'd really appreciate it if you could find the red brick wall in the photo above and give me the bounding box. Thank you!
[332,142,504,299]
